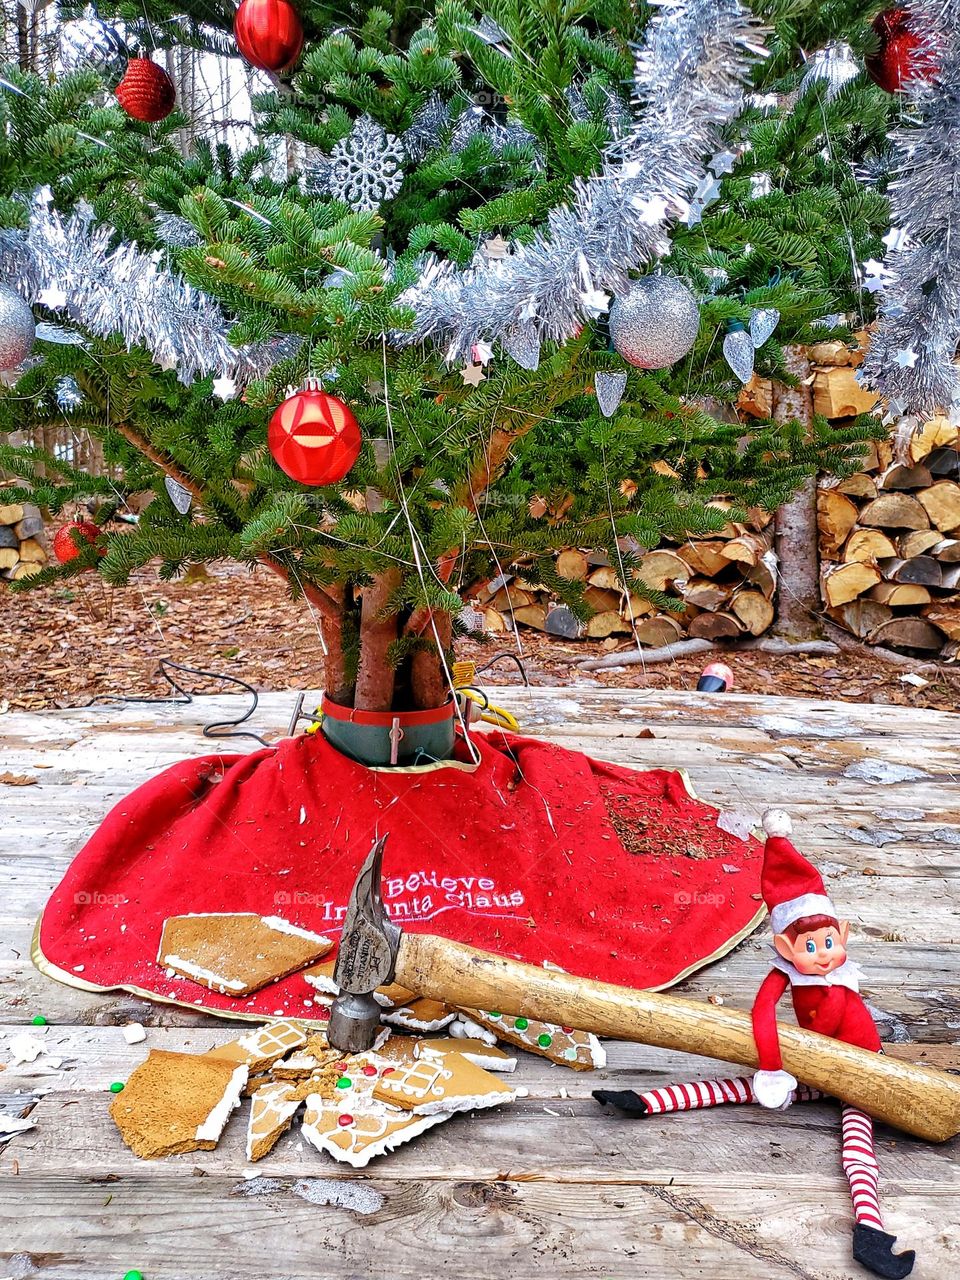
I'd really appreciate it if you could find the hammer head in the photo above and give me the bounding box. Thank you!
[327,834,403,1052]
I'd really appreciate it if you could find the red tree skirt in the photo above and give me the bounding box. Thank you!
[35,730,765,1019]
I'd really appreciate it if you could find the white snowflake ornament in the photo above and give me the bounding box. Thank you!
[327,116,405,212]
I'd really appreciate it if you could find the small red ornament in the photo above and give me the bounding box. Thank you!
[53,520,102,565]
[115,58,176,123]
[234,0,304,73]
[865,8,938,94]
[268,385,362,486]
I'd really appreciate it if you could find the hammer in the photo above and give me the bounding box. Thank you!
[328,836,960,1143]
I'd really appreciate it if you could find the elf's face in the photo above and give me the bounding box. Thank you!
[774,921,850,975]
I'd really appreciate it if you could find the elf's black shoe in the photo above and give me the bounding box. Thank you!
[591,1089,650,1116]
[852,1224,915,1279]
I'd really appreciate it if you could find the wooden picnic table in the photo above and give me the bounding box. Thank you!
[1,687,958,1279]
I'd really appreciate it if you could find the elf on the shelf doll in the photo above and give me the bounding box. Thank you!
[594,810,915,1280]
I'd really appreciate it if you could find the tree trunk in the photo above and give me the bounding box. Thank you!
[410,609,453,710]
[772,346,822,641]
[354,569,401,711]
[320,602,354,707]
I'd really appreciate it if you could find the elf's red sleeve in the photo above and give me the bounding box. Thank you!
[751,968,790,1071]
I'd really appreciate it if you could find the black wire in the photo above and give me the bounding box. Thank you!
[95,658,270,747]
[475,650,529,686]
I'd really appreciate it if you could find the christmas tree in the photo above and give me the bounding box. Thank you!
[0,1,924,722]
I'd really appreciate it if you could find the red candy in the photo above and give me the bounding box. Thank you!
[337,1114,353,1127]
[361,1064,377,1077]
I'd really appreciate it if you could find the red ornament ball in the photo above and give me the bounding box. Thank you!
[53,520,102,565]
[234,0,304,73]
[115,58,176,122]
[268,387,362,486]
[865,8,938,94]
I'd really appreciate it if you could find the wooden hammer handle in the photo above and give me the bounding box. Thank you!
[396,933,960,1143]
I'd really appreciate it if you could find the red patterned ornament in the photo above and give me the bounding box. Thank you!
[268,385,362,486]
[865,8,938,94]
[53,520,102,565]
[234,0,304,73]
[115,58,176,123]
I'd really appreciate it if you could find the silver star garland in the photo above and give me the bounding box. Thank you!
[397,0,767,361]
[860,0,960,416]
[0,196,258,384]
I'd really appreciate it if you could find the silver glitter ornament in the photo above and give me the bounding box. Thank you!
[0,285,36,371]
[60,18,128,88]
[502,326,541,371]
[749,307,780,348]
[595,371,628,418]
[164,475,193,514]
[722,322,755,383]
[55,376,83,411]
[609,276,700,370]
[800,42,860,101]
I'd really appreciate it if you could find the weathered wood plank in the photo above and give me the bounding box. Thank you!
[0,1174,953,1280]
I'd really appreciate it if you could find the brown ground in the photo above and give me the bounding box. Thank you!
[0,562,957,712]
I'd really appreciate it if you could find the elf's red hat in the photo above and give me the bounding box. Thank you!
[761,810,836,935]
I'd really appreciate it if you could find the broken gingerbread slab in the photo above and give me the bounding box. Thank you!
[372,1047,518,1116]
[301,1051,449,1169]
[205,1019,308,1075]
[460,1008,606,1071]
[110,1049,247,1159]
[270,1032,342,1080]
[159,913,333,996]
[246,1081,303,1162]
[415,1037,517,1073]
[382,998,456,1032]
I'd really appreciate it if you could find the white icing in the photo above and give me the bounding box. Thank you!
[9,1033,46,1065]
[162,955,246,992]
[303,971,397,1009]
[195,1064,248,1141]
[260,916,332,945]
[449,1015,497,1046]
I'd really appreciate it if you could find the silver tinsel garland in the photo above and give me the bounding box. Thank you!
[0,197,257,384]
[860,0,960,416]
[397,0,767,361]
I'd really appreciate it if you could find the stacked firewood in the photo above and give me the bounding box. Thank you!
[819,417,960,655]
[0,499,46,582]
[469,505,777,644]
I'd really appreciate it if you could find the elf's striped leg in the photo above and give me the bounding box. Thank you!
[842,1106,884,1229]
[843,1106,915,1279]
[594,1076,822,1117]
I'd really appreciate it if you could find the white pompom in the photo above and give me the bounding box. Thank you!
[762,809,792,837]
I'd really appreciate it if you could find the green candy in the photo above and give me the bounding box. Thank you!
[109,1082,125,1093]
[335,1076,352,1089]
[514,1017,529,1030]
[123,1271,145,1280]
[537,1033,552,1048]
[31,1015,48,1026]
